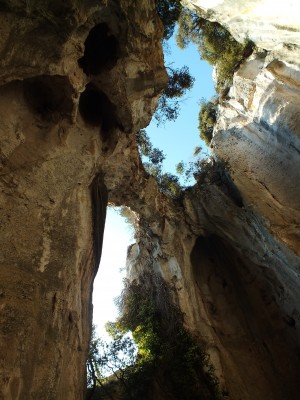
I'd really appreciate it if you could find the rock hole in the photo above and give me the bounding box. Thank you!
[79,83,119,134]
[23,75,73,122]
[78,23,119,75]
[68,312,73,323]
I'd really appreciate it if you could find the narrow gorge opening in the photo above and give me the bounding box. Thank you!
[92,206,135,339]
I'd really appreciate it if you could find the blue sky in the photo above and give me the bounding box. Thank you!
[93,36,215,338]
[146,33,215,178]
[93,207,134,339]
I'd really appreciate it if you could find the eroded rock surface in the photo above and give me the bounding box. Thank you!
[183,0,300,50]
[0,1,166,398]
[128,170,300,400]
[213,48,300,256]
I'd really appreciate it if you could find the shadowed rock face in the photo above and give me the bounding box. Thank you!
[0,1,300,400]
[0,0,167,398]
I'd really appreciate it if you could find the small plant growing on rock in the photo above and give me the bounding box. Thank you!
[176,8,255,93]
[198,98,218,146]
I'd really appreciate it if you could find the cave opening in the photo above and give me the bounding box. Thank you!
[23,75,73,121]
[79,83,118,134]
[78,23,120,76]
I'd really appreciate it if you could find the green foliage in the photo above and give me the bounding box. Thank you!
[86,325,137,400]
[176,8,255,92]
[87,272,222,400]
[136,129,165,165]
[155,0,183,40]
[154,66,195,125]
[198,98,218,146]
[176,155,222,184]
[118,206,137,228]
[136,130,182,199]
[144,162,182,198]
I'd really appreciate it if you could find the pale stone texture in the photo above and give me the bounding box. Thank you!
[212,48,300,255]
[183,0,300,50]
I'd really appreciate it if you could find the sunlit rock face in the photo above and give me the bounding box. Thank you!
[212,47,300,255]
[127,1,300,399]
[183,0,300,50]
[0,1,166,398]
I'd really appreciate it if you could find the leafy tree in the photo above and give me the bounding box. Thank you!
[155,0,183,40]
[154,65,195,125]
[86,325,137,400]
[136,130,182,198]
[198,98,218,146]
[136,129,165,165]
[176,159,199,183]
[144,162,182,198]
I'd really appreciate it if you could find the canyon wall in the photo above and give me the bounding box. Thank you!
[128,1,300,399]
[0,0,166,398]
[0,0,300,399]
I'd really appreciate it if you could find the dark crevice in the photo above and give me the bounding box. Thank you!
[78,23,119,76]
[79,83,120,136]
[23,75,73,122]
[90,174,108,275]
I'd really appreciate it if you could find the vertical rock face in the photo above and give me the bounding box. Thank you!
[127,2,300,399]
[128,176,300,400]
[0,1,166,398]
[213,48,300,255]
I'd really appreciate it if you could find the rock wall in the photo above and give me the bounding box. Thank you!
[127,2,300,399]
[128,171,300,400]
[213,47,300,256]
[0,1,166,398]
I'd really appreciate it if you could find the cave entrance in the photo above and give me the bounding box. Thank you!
[79,83,120,137]
[23,75,73,122]
[78,22,120,76]
[92,206,135,340]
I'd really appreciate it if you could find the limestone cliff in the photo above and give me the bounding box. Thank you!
[127,2,300,399]
[0,0,300,400]
[0,0,166,398]
[183,0,300,50]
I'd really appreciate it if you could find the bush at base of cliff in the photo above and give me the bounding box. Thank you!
[87,272,223,400]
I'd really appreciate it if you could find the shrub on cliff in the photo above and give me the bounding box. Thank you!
[155,0,183,40]
[176,8,254,92]
[198,98,218,146]
[154,65,195,125]
[136,129,182,199]
[136,129,165,165]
